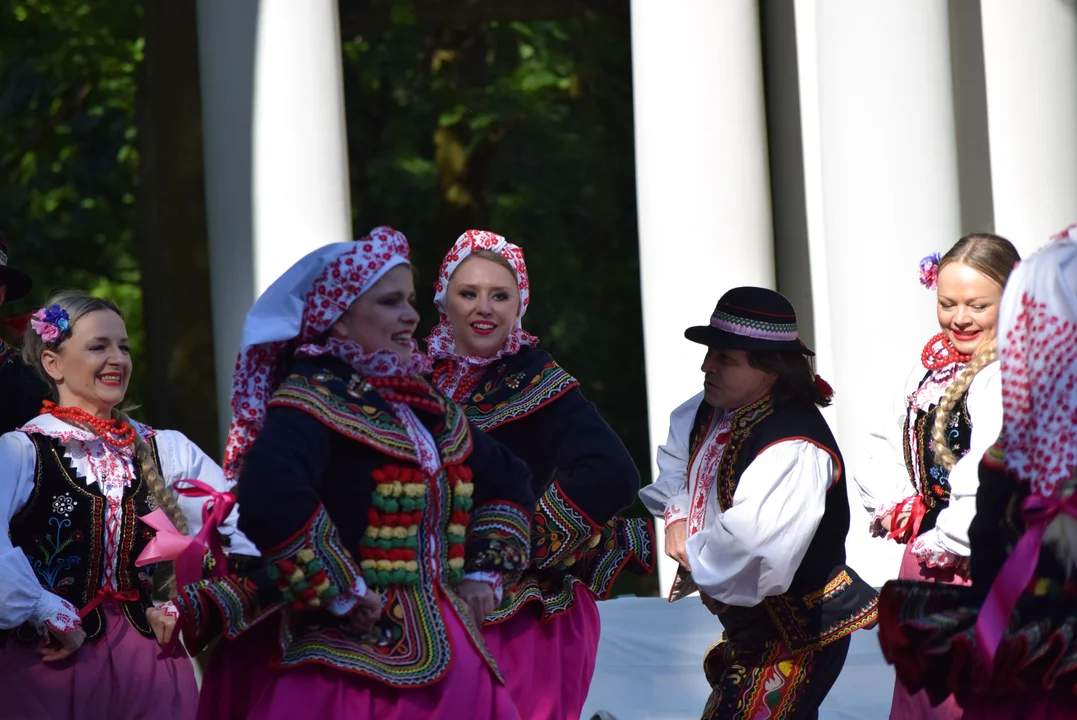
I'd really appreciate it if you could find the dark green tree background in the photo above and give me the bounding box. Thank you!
[1,0,655,594]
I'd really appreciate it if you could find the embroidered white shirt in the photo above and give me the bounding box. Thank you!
[0,415,257,634]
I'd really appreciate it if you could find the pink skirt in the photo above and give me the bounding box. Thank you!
[196,618,280,720]
[961,698,1077,719]
[246,597,519,720]
[0,605,197,720]
[889,543,971,720]
[481,588,601,720]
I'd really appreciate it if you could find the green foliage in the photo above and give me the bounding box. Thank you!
[343,4,649,479]
[0,0,145,400]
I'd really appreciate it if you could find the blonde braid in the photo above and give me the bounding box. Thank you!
[932,341,998,471]
[113,410,190,595]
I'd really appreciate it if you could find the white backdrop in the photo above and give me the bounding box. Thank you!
[581,597,892,720]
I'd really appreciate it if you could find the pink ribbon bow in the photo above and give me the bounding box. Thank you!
[976,492,1077,665]
[135,479,237,590]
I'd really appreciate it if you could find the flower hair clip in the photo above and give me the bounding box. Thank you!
[31,305,70,343]
[918,253,942,291]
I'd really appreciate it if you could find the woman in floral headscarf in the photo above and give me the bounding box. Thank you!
[854,233,1019,719]
[878,223,1077,719]
[172,227,535,720]
[425,229,652,720]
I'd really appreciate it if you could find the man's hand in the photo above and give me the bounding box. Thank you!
[665,519,690,569]
[455,580,496,626]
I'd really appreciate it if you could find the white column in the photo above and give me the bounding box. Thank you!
[981,0,1077,255]
[811,0,962,587]
[630,0,776,591]
[197,0,352,435]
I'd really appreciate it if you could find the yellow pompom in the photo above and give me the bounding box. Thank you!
[375,483,393,496]
[587,534,602,549]
[454,483,474,498]
[391,481,405,497]
[391,527,409,539]
[375,560,394,571]
[404,561,419,572]
[448,523,467,536]
[289,569,305,583]
[307,597,321,608]
[562,556,577,567]
[366,526,380,538]
[407,526,419,537]
[360,559,376,569]
[314,579,331,593]
[403,483,426,498]
[448,558,465,570]
[296,549,315,564]
[391,560,406,570]
[378,527,395,539]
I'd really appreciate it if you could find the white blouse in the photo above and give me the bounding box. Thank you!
[852,359,1003,565]
[0,415,258,634]
[640,394,837,607]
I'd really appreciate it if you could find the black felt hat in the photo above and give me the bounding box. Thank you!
[684,286,814,356]
[0,232,33,302]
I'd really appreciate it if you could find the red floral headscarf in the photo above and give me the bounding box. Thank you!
[425,229,537,362]
[223,226,429,481]
[997,222,1077,496]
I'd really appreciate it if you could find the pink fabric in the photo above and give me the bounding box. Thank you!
[0,606,197,720]
[196,619,279,720]
[482,590,601,720]
[961,698,1077,719]
[888,544,970,720]
[245,600,519,720]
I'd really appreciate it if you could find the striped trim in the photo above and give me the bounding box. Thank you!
[530,480,600,570]
[465,363,578,431]
[710,309,799,341]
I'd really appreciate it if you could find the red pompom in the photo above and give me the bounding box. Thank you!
[814,374,834,400]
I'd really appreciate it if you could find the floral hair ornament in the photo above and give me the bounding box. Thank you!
[918,253,942,291]
[31,304,70,343]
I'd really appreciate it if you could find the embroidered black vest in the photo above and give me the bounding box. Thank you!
[3,434,159,645]
[903,370,973,532]
[688,396,878,653]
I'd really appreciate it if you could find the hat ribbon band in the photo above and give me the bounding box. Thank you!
[710,314,799,342]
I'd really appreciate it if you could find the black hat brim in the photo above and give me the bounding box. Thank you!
[684,325,815,356]
[0,267,33,302]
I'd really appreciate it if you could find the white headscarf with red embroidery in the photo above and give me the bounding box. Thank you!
[425,229,537,364]
[223,226,430,481]
[997,223,1077,497]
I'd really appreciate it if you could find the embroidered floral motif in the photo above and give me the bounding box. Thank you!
[51,493,77,517]
[30,516,81,592]
[39,598,81,635]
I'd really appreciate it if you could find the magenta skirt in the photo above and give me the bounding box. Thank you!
[482,588,601,720]
[888,543,971,720]
[0,606,197,720]
[241,598,519,720]
[196,618,279,720]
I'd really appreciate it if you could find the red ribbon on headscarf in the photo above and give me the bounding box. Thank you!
[976,492,1077,665]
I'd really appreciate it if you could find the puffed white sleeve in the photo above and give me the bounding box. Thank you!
[685,440,834,607]
[638,392,702,525]
[911,362,1002,565]
[0,432,82,633]
[154,429,260,557]
[854,364,920,523]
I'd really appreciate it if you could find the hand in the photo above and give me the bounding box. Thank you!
[665,520,690,570]
[146,606,177,647]
[344,590,384,634]
[700,593,729,616]
[38,625,87,663]
[880,510,913,542]
[455,580,496,626]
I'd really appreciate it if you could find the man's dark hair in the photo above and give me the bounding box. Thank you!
[746,350,831,408]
